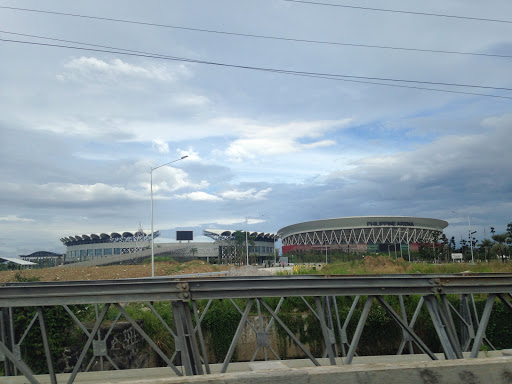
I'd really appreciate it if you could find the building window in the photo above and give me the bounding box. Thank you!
[104,248,113,255]
[87,249,93,257]
[114,248,121,255]
[95,249,102,256]
[80,250,86,257]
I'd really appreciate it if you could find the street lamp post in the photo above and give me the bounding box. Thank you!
[150,155,188,277]
[245,230,249,266]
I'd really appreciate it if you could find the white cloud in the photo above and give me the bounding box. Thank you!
[148,167,209,194]
[171,94,211,107]
[152,139,170,154]
[177,148,201,161]
[0,215,35,222]
[220,188,272,200]
[0,182,143,204]
[220,118,351,160]
[175,192,222,201]
[58,57,191,83]
[207,217,251,226]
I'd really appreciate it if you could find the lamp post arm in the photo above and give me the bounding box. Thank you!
[149,155,188,278]
[151,170,154,277]
[150,155,188,172]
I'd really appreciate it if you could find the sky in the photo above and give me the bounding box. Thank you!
[1,0,511,257]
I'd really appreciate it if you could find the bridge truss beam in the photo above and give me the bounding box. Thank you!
[0,274,511,383]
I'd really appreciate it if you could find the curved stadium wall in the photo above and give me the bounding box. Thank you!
[277,216,448,254]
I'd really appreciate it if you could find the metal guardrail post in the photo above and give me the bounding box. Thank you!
[0,308,13,377]
[171,301,204,376]
[191,300,211,374]
[376,296,436,360]
[221,298,255,373]
[424,295,459,360]
[470,294,496,358]
[340,295,359,358]
[315,297,337,365]
[345,296,373,364]
[460,294,475,351]
[397,295,414,355]
[36,307,57,384]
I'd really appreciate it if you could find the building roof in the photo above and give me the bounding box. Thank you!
[0,257,36,266]
[203,229,278,241]
[277,216,448,239]
[20,251,63,259]
[60,230,159,246]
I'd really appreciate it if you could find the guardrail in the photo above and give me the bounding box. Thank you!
[1,273,512,383]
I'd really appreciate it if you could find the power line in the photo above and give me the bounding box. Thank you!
[0,30,168,57]
[282,0,512,24]
[1,36,510,92]
[292,73,512,100]
[4,29,512,64]
[1,38,511,100]
[0,7,510,60]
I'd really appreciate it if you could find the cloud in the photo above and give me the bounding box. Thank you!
[177,148,201,161]
[171,94,211,107]
[175,191,222,201]
[152,139,170,154]
[0,182,143,206]
[169,187,273,202]
[148,167,209,194]
[58,57,191,83]
[321,113,512,207]
[220,188,272,200]
[219,118,352,160]
[0,215,35,222]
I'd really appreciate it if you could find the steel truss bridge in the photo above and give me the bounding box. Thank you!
[1,274,512,383]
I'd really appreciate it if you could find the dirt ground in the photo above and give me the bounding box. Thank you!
[0,260,231,283]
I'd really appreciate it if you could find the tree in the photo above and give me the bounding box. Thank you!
[450,236,456,252]
[190,247,198,258]
[431,232,440,262]
[232,230,246,265]
[440,234,449,262]
[492,234,508,261]
[460,239,468,260]
[480,239,493,262]
[506,223,512,248]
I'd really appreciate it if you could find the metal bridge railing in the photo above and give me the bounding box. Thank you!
[1,273,512,383]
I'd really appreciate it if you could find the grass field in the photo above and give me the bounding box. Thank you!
[291,255,512,275]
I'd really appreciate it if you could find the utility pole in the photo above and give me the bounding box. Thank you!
[246,230,249,266]
[469,217,476,264]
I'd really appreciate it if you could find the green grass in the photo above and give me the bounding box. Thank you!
[307,255,512,275]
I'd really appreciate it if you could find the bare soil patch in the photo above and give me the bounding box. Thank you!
[0,260,230,283]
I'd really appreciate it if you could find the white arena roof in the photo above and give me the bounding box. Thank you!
[60,230,158,246]
[278,216,448,247]
[203,229,277,241]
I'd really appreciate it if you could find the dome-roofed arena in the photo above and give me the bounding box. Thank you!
[277,216,448,255]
